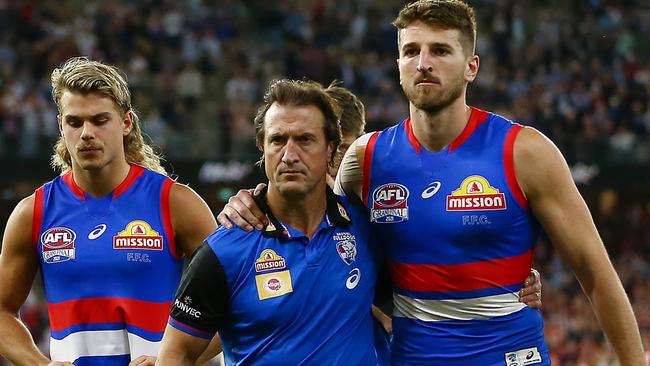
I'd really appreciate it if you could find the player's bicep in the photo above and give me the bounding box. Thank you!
[169,243,229,339]
[515,128,607,278]
[334,133,372,199]
[0,195,39,313]
[170,183,217,257]
[158,325,211,366]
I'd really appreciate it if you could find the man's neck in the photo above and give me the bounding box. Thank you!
[266,182,328,239]
[409,98,472,152]
[71,160,131,198]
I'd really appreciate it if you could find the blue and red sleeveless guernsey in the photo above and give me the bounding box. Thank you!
[32,164,181,365]
[362,108,550,366]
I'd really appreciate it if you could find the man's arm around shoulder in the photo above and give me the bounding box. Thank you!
[334,132,375,200]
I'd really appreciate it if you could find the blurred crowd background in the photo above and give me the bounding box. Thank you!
[0,0,649,365]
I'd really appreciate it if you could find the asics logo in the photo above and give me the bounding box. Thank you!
[88,224,107,240]
[421,181,441,199]
[346,268,361,289]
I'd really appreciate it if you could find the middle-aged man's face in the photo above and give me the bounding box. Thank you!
[263,102,333,199]
[397,21,478,113]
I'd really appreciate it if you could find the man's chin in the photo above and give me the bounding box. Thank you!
[277,184,307,196]
[406,90,437,108]
[275,180,314,199]
[74,159,105,172]
[411,93,460,113]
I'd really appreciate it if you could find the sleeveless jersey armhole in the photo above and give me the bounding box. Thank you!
[32,186,45,252]
[504,124,528,210]
[362,132,380,206]
[161,178,180,259]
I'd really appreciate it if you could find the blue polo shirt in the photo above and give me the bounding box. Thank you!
[169,187,378,365]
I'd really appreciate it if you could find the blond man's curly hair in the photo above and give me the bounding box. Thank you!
[50,57,165,175]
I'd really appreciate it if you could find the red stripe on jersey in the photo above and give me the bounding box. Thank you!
[32,186,45,250]
[448,107,490,153]
[48,298,172,333]
[62,172,85,200]
[389,249,533,293]
[404,118,422,154]
[161,178,178,259]
[362,132,380,206]
[113,164,145,199]
[504,124,528,209]
[168,317,214,338]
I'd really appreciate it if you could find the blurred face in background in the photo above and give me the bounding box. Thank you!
[330,132,360,177]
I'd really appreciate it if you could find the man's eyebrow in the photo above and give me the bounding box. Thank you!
[64,112,111,121]
[401,41,453,50]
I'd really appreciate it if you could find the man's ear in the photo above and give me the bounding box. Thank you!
[465,54,480,83]
[327,141,335,164]
[57,114,64,136]
[123,110,134,136]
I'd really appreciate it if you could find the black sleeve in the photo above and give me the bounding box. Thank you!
[373,259,394,315]
[368,229,393,315]
[169,243,229,336]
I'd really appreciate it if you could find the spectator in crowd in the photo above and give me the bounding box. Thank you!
[0,1,649,365]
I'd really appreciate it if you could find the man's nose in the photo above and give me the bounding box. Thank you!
[416,51,434,73]
[281,139,300,164]
[80,121,96,140]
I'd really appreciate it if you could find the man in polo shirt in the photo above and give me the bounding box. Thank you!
[156,79,378,365]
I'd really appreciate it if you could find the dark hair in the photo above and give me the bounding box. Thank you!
[254,79,341,166]
[326,80,365,138]
[393,0,477,55]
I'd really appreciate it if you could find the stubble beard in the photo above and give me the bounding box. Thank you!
[403,74,465,114]
[277,183,309,200]
[273,173,312,201]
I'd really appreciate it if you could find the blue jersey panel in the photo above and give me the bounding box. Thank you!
[391,308,549,366]
[39,170,180,303]
[364,108,548,364]
[35,165,183,364]
[209,196,378,365]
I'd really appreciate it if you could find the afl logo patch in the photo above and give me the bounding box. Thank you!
[41,227,76,264]
[370,183,409,223]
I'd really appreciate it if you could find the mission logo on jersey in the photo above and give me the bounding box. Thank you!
[370,183,409,223]
[113,220,163,250]
[255,249,286,272]
[41,227,77,264]
[446,175,507,211]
